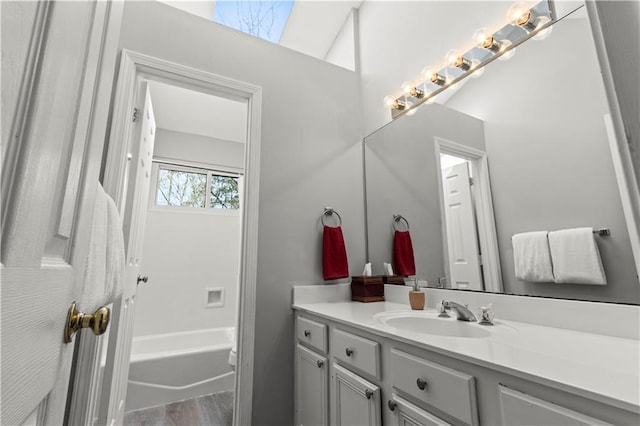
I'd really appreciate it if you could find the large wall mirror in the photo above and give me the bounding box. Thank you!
[364,2,640,304]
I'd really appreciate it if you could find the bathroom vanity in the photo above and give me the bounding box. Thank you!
[293,285,639,426]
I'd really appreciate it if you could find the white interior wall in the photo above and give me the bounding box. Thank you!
[153,128,244,171]
[324,8,357,71]
[118,2,363,423]
[134,129,244,337]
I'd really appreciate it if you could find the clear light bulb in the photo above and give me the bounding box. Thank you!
[498,39,516,61]
[445,49,461,67]
[383,95,396,108]
[473,27,491,45]
[401,82,413,96]
[507,2,529,23]
[474,27,502,53]
[421,67,436,81]
[533,16,553,40]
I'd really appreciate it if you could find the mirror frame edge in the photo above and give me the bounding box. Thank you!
[586,1,640,285]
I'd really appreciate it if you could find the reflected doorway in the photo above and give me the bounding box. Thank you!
[435,137,503,293]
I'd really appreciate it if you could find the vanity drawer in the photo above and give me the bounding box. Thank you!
[296,316,328,354]
[390,349,478,425]
[332,328,380,379]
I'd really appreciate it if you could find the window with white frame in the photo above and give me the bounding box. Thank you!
[154,163,240,210]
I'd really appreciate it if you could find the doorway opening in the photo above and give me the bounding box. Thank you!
[68,51,261,426]
[435,137,503,293]
[121,81,247,424]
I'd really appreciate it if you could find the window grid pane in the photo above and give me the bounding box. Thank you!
[156,168,207,207]
[210,174,240,209]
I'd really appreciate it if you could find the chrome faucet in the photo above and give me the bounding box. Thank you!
[438,301,477,322]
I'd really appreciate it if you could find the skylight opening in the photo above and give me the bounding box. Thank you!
[213,0,295,44]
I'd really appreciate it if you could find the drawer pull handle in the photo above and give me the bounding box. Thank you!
[388,400,397,411]
[416,378,428,390]
[345,347,353,357]
[316,360,324,368]
[304,329,311,337]
[365,389,374,399]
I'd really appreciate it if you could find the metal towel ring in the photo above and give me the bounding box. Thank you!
[322,207,342,227]
[393,214,410,231]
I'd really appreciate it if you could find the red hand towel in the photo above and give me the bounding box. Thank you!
[322,225,349,280]
[393,230,416,276]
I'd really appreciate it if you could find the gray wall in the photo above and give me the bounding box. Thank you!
[365,104,484,286]
[446,16,639,303]
[153,128,244,170]
[118,2,364,424]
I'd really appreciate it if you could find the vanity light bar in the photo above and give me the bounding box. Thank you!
[384,1,555,119]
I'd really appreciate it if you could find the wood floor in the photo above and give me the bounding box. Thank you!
[123,391,234,426]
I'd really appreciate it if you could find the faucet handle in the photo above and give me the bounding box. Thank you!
[478,306,495,325]
[437,301,450,318]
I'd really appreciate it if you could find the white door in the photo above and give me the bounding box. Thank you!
[295,344,329,426]
[333,363,381,426]
[98,83,157,425]
[1,1,121,425]
[442,162,484,291]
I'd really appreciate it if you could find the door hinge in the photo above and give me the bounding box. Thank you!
[469,177,474,186]
[478,254,484,265]
[133,107,140,123]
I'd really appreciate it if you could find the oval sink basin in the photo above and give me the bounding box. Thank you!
[375,312,491,338]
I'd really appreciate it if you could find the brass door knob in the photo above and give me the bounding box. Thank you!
[64,302,110,343]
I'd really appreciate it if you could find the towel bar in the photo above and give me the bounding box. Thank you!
[510,228,611,240]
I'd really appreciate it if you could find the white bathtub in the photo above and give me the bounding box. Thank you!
[125,327,235,412]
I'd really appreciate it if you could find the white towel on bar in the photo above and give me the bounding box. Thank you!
[80,181,126,311]
[548,227,607,285]
[512,231,555,282]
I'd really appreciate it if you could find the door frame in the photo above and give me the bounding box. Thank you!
[434,137,503,293]
[72,49,261,425]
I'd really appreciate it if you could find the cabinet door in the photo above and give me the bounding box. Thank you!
[498,385,614,426]
[333,363,382,426]
[388,394,452,426]
[295,344,329,426]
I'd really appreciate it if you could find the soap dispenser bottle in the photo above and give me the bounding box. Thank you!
[409,278,425,310]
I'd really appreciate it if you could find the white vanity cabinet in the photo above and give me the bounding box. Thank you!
[389,349,478,425]
[333,363,382,426]
[388,394,453,426]
[293,309,638,426]
[295,344,329,426]
[295,316,329,426]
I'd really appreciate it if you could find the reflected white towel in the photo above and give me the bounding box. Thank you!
[548,227,607,285]
[80,181,126,311]
[512,231,554,282]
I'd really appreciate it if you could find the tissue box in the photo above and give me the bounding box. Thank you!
[383,275,406,285]
[351,276,384,302]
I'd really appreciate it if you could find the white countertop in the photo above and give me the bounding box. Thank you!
[293,300,640,413]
